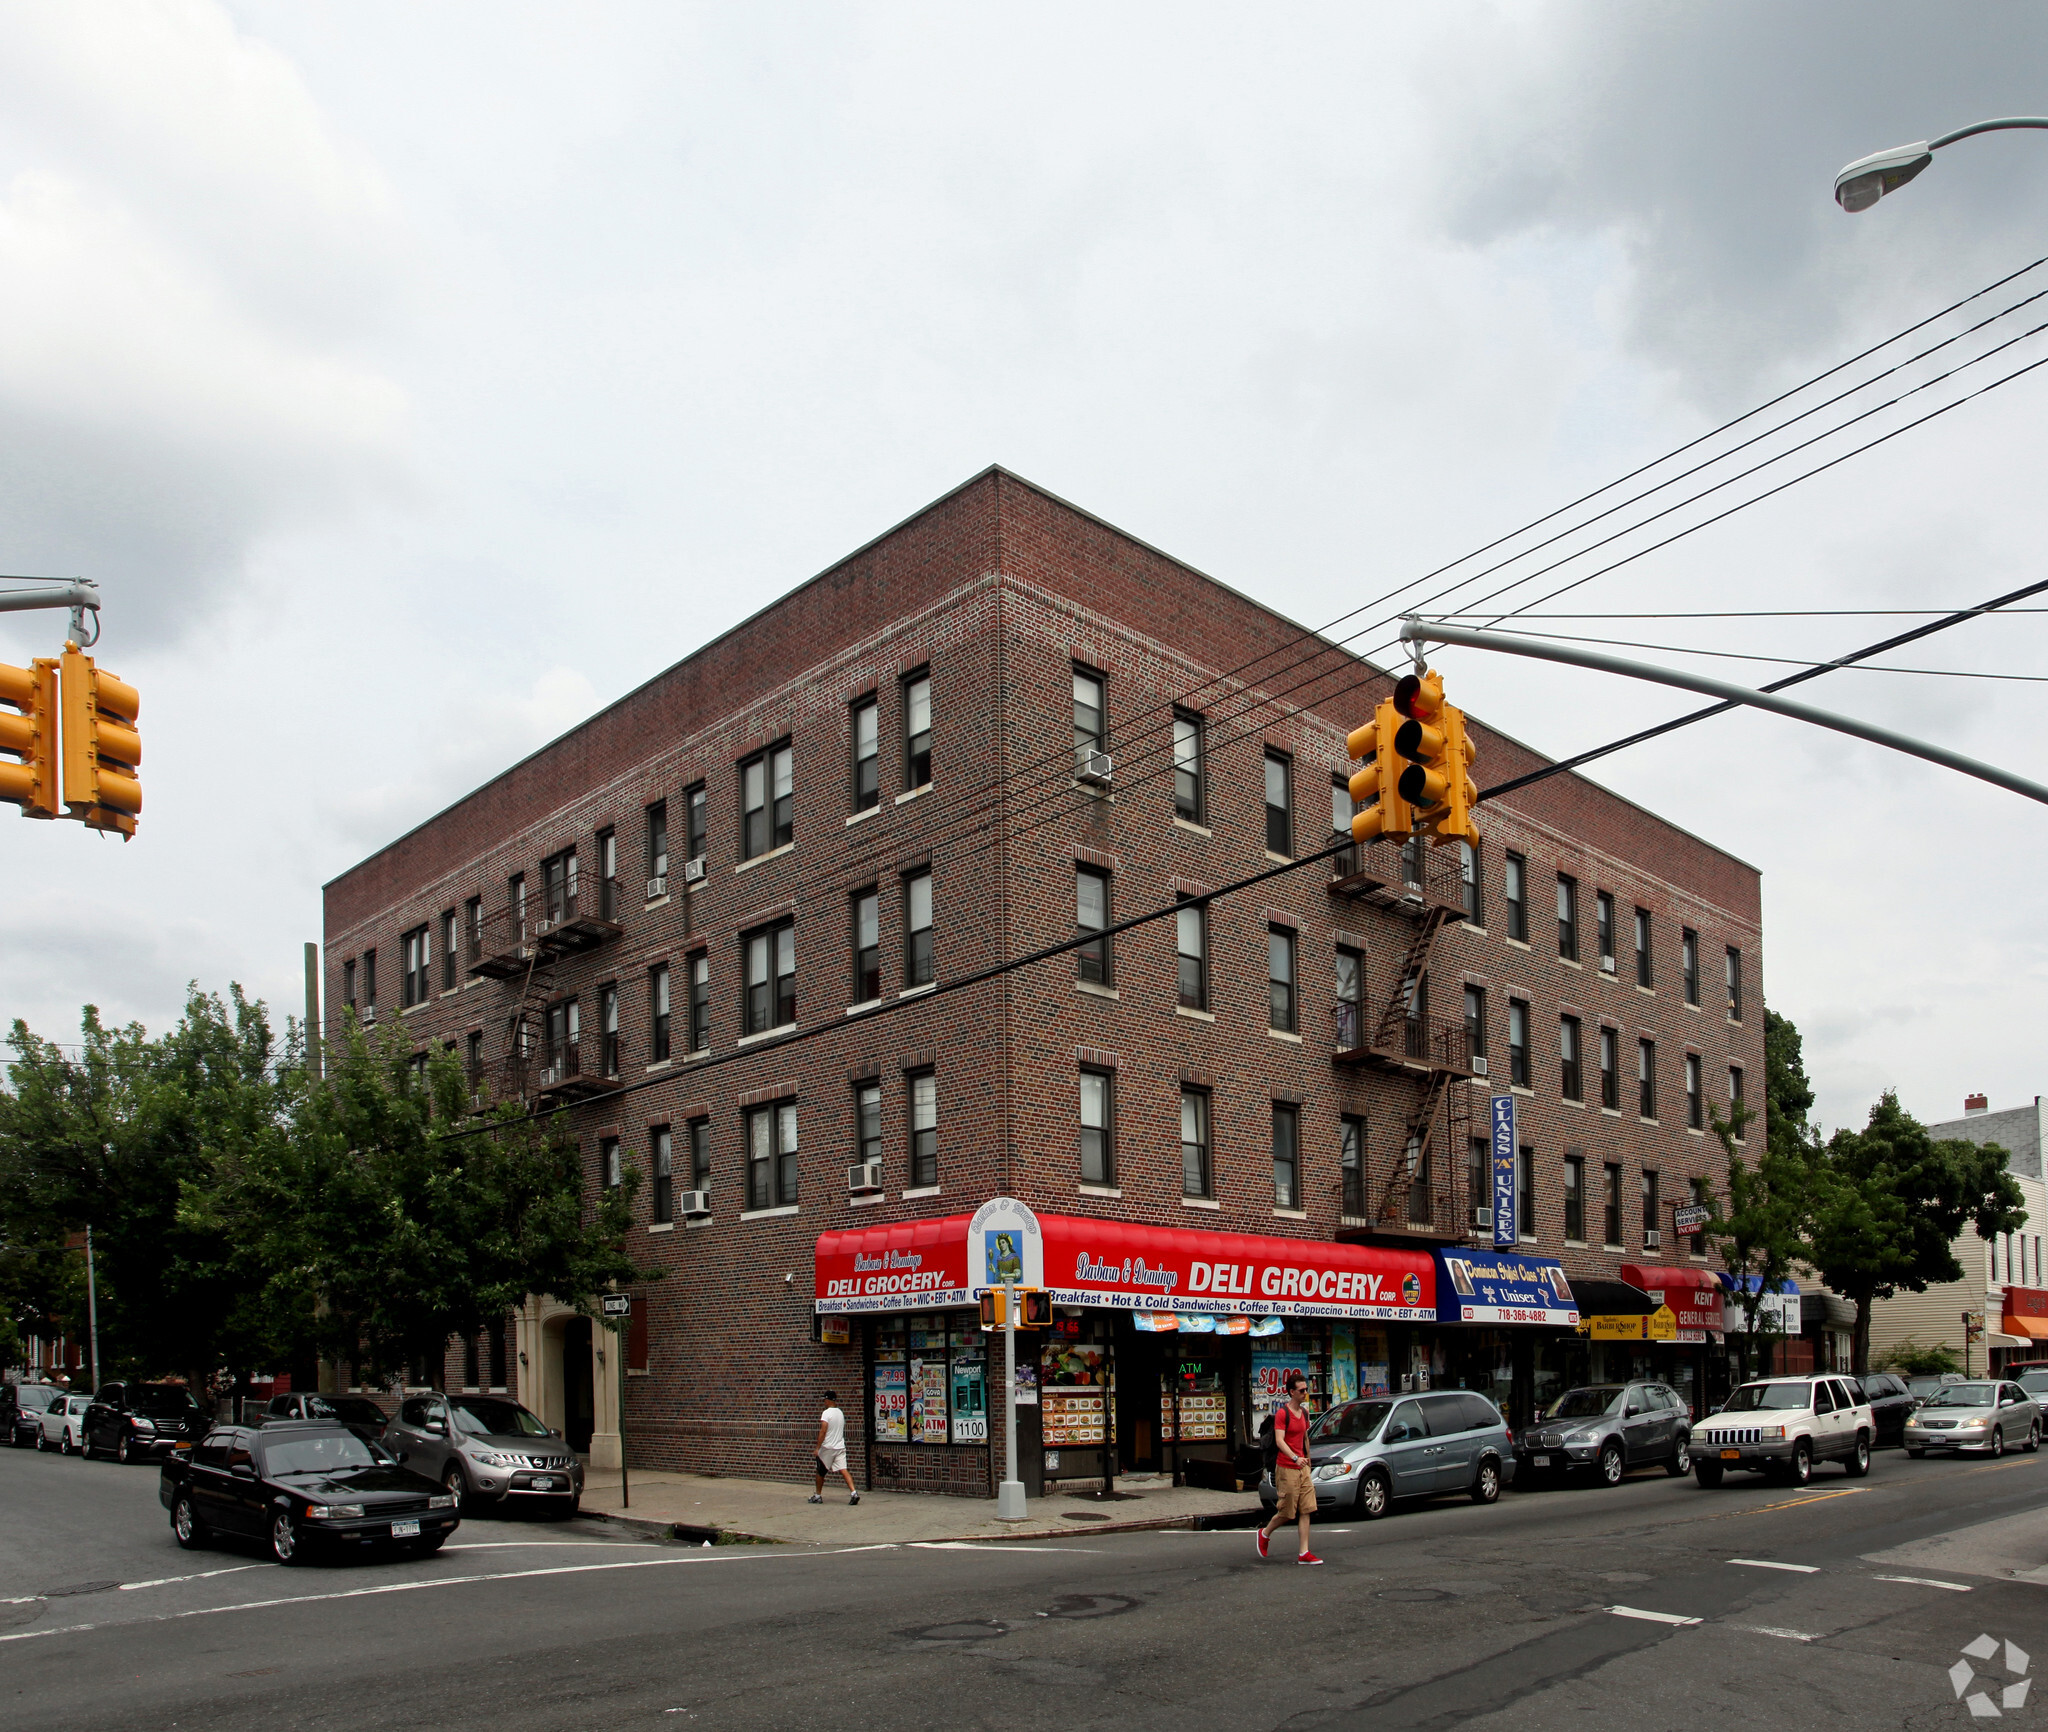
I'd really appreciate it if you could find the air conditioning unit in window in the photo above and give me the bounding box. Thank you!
[1075,749,1114,788]
[1600,954,1616,974]
[1471,1206,1494,1229]
[1643,1229,1662,1250]
[646,874,668,900]
[682,857,707,885]
[1470,1055,1489,1077]
[848,1159,884,1195]
[678,1189,711,1219]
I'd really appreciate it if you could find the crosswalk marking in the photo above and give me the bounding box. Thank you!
[1609,1605,1702,1626]
[1872,1574,1972,1591]
[1728,1558,1819,1572]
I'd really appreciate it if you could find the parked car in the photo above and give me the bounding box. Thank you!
[1858,1372,1917,1446]
[9,1384,67,1448]
[260,1393,391,1443]
[1256,1390,1515,1520]
[160,1420,458,1564]
[1903,1380,2042,1457]
[1515,1382,1693,1486]
[1905,1373,1967,1404]
[85,1382,210,1463]
[38,1393,93,1454]
[1692,1375,1873,1486]
[2017,1369,2048,1404]
[381,1393,584,1515]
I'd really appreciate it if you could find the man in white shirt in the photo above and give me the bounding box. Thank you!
[809,1390,859,1505]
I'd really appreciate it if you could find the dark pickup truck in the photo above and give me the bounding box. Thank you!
[160,1419,459,1565]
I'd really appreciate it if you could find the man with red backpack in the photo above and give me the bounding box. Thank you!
[1257,1373,1323,1565]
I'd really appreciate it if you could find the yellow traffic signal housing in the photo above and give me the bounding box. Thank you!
[979,1288,1051,1329]
[1392,668,1480,847]
[0,657,60,819]
[59,645,141,837]
[1434,702,1479,847]
[1346,699,1414,842]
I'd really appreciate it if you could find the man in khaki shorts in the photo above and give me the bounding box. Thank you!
[1257,1373,1323,1565]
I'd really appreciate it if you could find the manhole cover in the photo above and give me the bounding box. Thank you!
[1061,1511,1112,1521]
[41,1580,121,1599]
[903,1620,1007,1643]
[1376,1588,1448,1603]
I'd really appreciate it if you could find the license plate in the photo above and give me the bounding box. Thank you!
[1720,1449,1741,1460]
[532,1477,556,1490]
[1532,1455,1549,1467]
[390,1519,420,1537]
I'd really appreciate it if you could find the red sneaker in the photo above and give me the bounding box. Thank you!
[1296,1552,1325,1566]
[1256,1528,1270,1559]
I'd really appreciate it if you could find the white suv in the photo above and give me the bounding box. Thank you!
[1692,1374,1873,1488]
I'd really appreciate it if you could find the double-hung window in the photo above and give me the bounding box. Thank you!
[401,925,430,1009]
[1557,874,1578,961]
[343,957,357,1016]
[363,949,378,1020]
[596,829,618,919]
[440,911,457,992]
[544,997,578,1073]
[685,784,707,867]
[1464,985,1487,1072]
[1564,1155,1585,1242]
[903,870,934,987]
[652,1127,674,1224]
[1685,1053,1703,1129]
[598,1136,622,1191]
[599,983,620,1077]
[646,804,668,895]
[1638,1038,1657,1119]
[1729,1064,1745,1121]
[1335,946,1364,1050]
[852,889,881,1003]
[541,848,577,925]
[1180,1088,1212,1199]
[1596,892,1615,971]
[465,896,483,963]
[1177,899,1208,1011]
[649,964,671,1063]
[1507,998,1530,1088]
[903,673,932,790]
[851,698,879,811]
[1076,867,1111,985]
[746,1101,799,1210]
[1516,1146,1534,1238]
[741,743,793,859]
[1173,712,1203,822]
[1272,1104,1300,1209]
[1603,1163,1623,1247]
[1726,947,1744,1021]
[1600,1026,1619,1109]
[1264,751,1293,856]
[1560,1015,1583,1101]
[1641,1170,1660,1244]
[464,1029,483,1086]
[1079,1070,1114,1185]
[1504,852,1528,942]
[1461,841,1483,925]
[1681,929,1700,1005]
[1634,908,1652,987]
[688,954,710,1053]
[1268,925,1297,1033]
[908,1072,937,1188]
[689,1117,710,1196]
[855,1084,882,1173]
[744,921,796,1034]
[1342,1117,1367,1218]
[1073,667,1106,766]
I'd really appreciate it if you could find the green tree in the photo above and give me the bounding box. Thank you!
[1762,1007,1816,1158]
[1700,1100,1812,1374]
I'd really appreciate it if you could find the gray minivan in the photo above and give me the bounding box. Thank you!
[1259,1390,1516,1520]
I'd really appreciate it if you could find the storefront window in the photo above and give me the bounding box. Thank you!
[873,1312,988,1446]
[1251,1327,1331,1423]
[1041,1318,1111,1461]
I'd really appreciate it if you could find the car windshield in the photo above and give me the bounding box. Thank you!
[20,1389,61,1411]
[1721,1383,1814,1413]
[452,1398,551,1438]
[306,1397,388,1425]
[1309,1400,1393,1442]
[1544,1386,1623,1420]
[131,1387,201,1416]
[262,1432,380,1476]
[1926,1384,1995,1408]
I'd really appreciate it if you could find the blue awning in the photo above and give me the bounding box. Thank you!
[1714,1273,1800,1295]
[1435,1250,1580,1327]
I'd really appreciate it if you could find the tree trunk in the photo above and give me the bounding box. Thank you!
[1853,1295,1872,1376]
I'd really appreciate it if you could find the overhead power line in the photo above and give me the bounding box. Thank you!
[1449,626,2048,681]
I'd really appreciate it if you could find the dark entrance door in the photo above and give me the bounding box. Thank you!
[1115,1317,1162,1473]
[563,1316,595,1452]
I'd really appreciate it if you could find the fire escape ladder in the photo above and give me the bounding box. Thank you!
[503,946,556,1099]
[1371,905,1450,1052]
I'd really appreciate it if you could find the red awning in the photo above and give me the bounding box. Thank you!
[2003,1284,2048,1338]
[1619,1264,1725,1334]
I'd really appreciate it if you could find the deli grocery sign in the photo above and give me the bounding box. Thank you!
[816,1208,1436,1321]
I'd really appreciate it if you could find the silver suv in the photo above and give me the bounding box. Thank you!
[382,1393,584,1515]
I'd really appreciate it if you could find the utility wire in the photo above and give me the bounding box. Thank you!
[1444,625,2048,681]
[1429,608,2048,620]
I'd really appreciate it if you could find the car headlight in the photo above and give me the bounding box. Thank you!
[1311,1461,1356,1480]
[472,1450,520,1468]
[1562,1429,1599,1445]
[428,1494,457,1509]
[1957,1421,1987,1432]
[1760,1426,1785,1439]
[304,1503,364,1520]
[130,1418,156,1433]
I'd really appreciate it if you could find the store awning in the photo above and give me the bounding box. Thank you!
[2001,1315,2048,1340]
[1619,1265,1726,1335]
[1434,1250,1578,1327]
[1574,1279,1655,1316]
[815,1211,1438,1322]
[1713,1271,1800,1334]
[1801,1292,1857,1330]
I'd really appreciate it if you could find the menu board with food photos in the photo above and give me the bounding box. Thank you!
[1041,1389,1106,1446]
[1161,1391,1228,1442]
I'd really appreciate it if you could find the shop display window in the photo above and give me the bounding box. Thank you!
[872,1312,989,1446]
[1040,1315,1112,1448]
[1250,1327,1331,1422]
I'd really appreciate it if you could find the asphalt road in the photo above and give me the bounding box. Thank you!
[5,1438,2046,1732]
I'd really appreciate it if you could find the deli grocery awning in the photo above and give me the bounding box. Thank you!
[1434,1250,1579,1327]
[816,1211,1438,1322]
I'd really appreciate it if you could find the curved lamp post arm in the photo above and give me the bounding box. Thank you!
[1837,118,2048,212]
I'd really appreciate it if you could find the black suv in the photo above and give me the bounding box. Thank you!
[1859,1372,1916,1447]
[86,1382,210,1463]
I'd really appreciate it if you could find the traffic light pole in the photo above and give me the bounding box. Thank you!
[997,1281,1026,1520]
[0,579,101,647]
[1401,617,2048,808]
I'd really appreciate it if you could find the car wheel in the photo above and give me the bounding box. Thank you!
[1845,1431,1871,1478]
[36,1430,47,1452]
[1596,1441,1624,1487]
[172,1493,210,1550]
[59,1432,71,1455]
[1907,1447,1926,1459]
[1786,1441,1812,1486]
[269,1511,303,1566]
[1990,1427,2005,1458]
[1470,1457,1501,1505]
[1357,1467,1391,1520]
[117,1434,132,1466]
[1693,1462,1724,1489]
[2026,1423,2040,1454]
[1666,1440,1692,1477]
[443,1464,469,1514]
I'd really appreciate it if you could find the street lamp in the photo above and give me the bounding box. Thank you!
[1835,118,2048,212]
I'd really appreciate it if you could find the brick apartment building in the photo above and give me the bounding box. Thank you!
[322,467,1766,1496]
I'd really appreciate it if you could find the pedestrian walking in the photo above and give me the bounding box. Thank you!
[1257,1373,1322,1564]
[809,1390,859,1505]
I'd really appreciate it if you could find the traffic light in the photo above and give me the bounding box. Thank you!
[1345,699,1413,842]
[979,1288,1050,1329]
[1392,668,1479,847]
[59,645,141,837]
[0,657,60,819]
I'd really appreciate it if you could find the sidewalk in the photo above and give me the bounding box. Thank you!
[577,1469,1264,1546]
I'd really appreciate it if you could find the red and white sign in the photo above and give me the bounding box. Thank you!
[818,1211,1436,1321]
[1621,1264,1724,1339]
[2003,1284,2048,1340]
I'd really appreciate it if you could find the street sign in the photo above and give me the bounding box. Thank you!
[600,1294,630,1318]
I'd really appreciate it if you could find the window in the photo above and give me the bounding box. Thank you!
[852,889,881,1003]
[1595,892,1615,970]
[741,743,794,859]
[465,1029,483,1084]
[1073,666,1106,765]
[1466,1136,1488,1226]
[908,1071,938,1188]
[1729,1064,1745,1118]
[363,949,378,1018]
[1686,1053,1703,1129]
[1507,998,1530,1088]
[1681,929,1699,1005]
[1556,874,1578,961]
[1173,712,1204,822]
[855,1085,881,1172]
[1177,899,1209,1012]
[1504,852,1528,942]
[1273,1104,1300,1209]
[465,896,483,961]
[646,803,669,891]
[1264,752,1292,855]
[652,1127,674,1224]
[1076,866,1111,985]
[1564,1155,1585,1242]
[904,870,934,988]
[1516,1146,1534,1238]
[1180,1089,1211,1198]
[509,873,527,935]
[600,1136,622,1191]
[689,1117,710,1194]
[401,925,430,1009]
[1634,908,1652,987]
[852,697,879,811]
[1600,1026,1619,1109]
[1726,947,1744,1021]
[595,829,617,920]
[1268,925,1297,1033]
[1343,1117,1367,1218]
[744,921,796,1033]
[1405,1131,1430,1225]
[1335,946,1364,1049]
[1080,1070,1114,1185]
[1641,1169,1659,1243]
[687,954,709,1053]
[1602,1162,1622,1247]
[541,847,577,925]
[343,957,356,1014]
[903,673,932,790]
[599,983,620,1077]
[1560,1015,1582,1102]
[545,997,579,1068]
[1464,985,1487,1067]
[746,1101,799,1210]
[1461,841,1483,925]
[440,911,457,991]
[1638,1039,1657,1119]
[1331,776,1356,842]
[685,784,707,867]
[649,964,671,1063]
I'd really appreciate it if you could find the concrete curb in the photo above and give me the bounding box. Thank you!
[579,1503,1265,1547]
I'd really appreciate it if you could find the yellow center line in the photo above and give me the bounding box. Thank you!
[1707,1487,1867,1520]
[1959,1457,2038,1476]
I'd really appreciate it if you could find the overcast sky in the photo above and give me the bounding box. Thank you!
[4,2,2047,1138]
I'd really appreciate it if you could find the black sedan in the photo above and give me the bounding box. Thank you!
[86,1381,210,1462]
[1859,1372,1917,1446]
[161,1420,459,1564]
[8,1384,68,1448]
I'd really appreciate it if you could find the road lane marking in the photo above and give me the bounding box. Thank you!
[1609,1606,1701,1626]
[910,1542,1106,1553]
[1873,1575,1973,1591]
[119,1565,268,1592]
[1746,1489,1865,1514]
[444,1542,664,1551]
[1729,1559,1819,1573]
[1732,1624,1821,1642]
